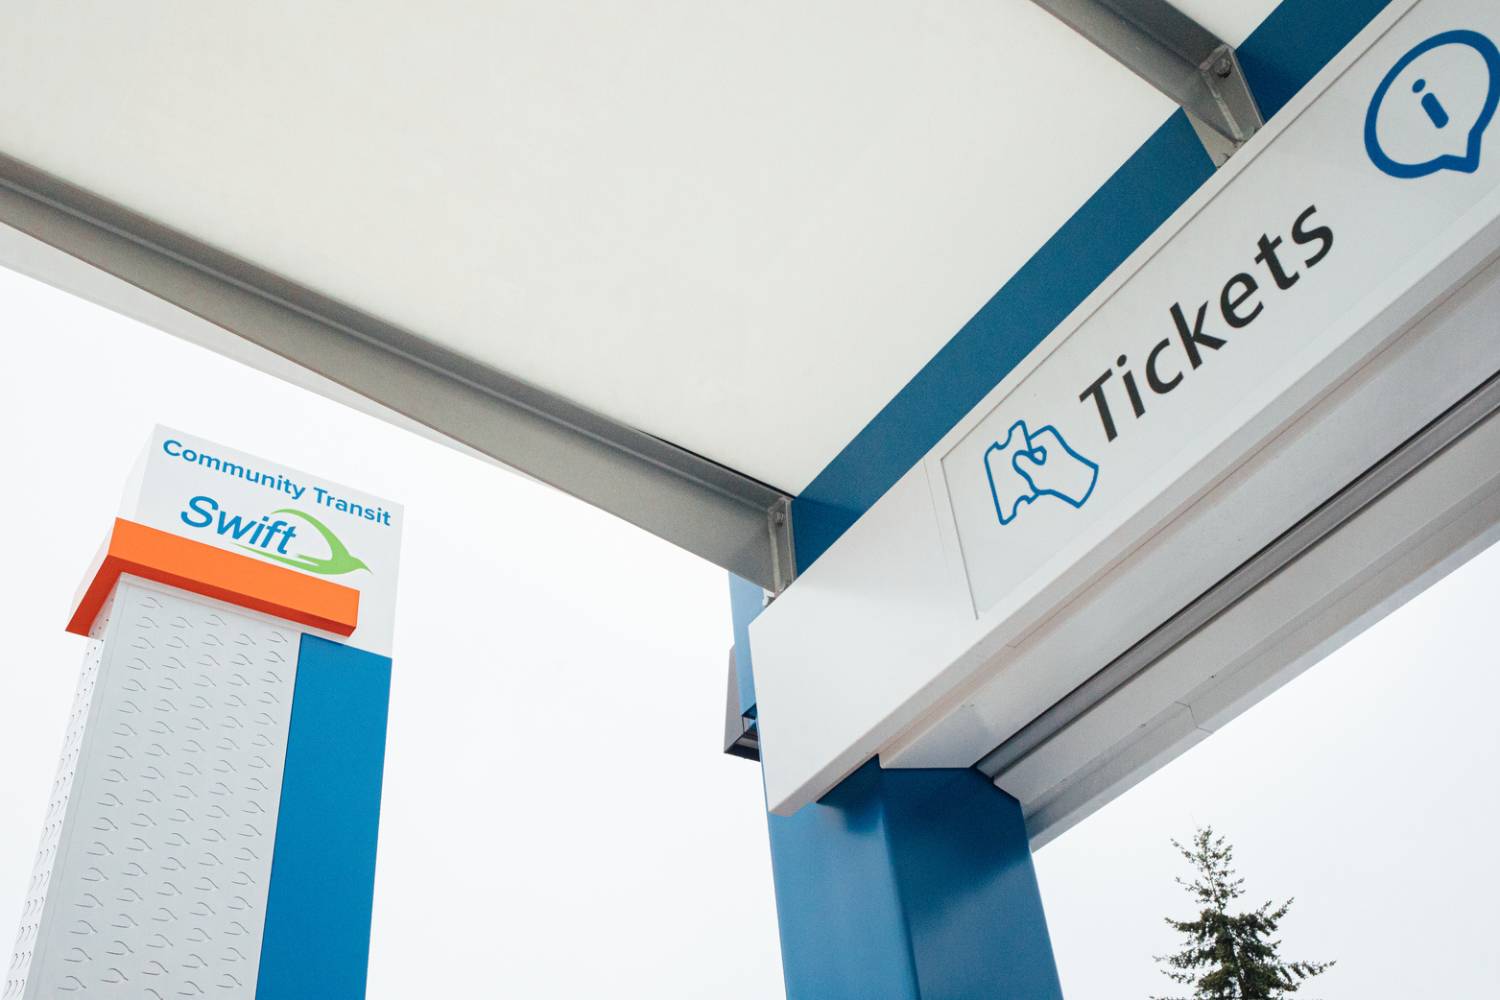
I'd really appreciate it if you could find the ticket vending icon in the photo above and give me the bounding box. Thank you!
[983,420,1099,527]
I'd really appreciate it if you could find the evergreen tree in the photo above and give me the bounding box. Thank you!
[1154,827,1333,1000]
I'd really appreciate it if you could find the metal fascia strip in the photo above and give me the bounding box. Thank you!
[1030,0,1264,165]
[979,365,1500,779]
[722,650,762,761]
[0,152,796,592]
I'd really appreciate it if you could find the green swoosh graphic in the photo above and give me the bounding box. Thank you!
[237,508,370,575]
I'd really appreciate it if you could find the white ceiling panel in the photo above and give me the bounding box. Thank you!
[1171,0,1284,46]
[0,1,1179,492]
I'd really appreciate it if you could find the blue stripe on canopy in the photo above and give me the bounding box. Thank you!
[791,0,1396,571]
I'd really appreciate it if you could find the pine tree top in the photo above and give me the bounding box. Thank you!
[1153,827,1333,1000]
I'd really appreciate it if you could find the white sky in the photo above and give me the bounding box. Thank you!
[1,262,1497,998]
[1037,535,1500,998]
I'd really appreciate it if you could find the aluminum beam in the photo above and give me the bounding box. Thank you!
[978,364,1500,781]
[1030,0,1264,165]
[0,152,797,592]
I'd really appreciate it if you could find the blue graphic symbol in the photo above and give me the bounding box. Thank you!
[983,419,1099,527]
[1365,29,1500,179]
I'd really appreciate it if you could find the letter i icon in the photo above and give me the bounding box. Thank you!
[1413,78,1450,128]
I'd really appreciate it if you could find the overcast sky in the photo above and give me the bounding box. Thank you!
[1,263,1496,998]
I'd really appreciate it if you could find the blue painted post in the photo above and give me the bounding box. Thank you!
[766,763,1063,1000]
[256,635,392,999]
[732,574,1062,998]
[740,6,1406,993]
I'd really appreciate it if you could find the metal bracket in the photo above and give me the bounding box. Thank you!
[1030,0,1264,166]
[0,151,799,593]
[722,649,761,761]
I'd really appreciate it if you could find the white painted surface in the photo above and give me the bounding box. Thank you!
[3,595,113,999]
[121,427,403,657]
[753,0,1500,813]
[6,581,298,1000]
[0,0,1203,492]
[1013,395,1500,843]
[1172,0,1284,45]
[749,466,977,796]
[897,235,1500,772]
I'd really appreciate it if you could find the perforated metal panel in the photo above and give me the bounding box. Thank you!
[3,595,113,999]
[6,581,300,999]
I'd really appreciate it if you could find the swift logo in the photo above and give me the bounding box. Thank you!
[180,497,370,575]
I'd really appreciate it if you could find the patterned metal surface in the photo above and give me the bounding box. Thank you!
[3,594,113,998]
[5,581,300,999]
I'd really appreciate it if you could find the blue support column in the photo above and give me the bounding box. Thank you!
[745,7,1404,992]
[732,573,1062,998]
[257,635,392,1000]
[766,762,1062,1000]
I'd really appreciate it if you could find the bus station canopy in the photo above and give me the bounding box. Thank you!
[0,0,1279,592]
[12,0,1490,843]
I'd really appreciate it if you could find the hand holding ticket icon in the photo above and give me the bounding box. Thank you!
[1012,425,1099,510]
[983,420,1099,527]
[984,422,1038,525]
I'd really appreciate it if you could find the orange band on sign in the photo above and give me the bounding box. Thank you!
[67,518,360,637]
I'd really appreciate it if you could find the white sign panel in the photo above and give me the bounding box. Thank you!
[120,426,404,655]
[941,4,1500,614]
[752,0,1500,815]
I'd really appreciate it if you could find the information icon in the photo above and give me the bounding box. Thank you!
[1365,29,1500,179]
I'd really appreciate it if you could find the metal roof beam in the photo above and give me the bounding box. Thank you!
[0,152,797,592]
[1030,0,1264,165]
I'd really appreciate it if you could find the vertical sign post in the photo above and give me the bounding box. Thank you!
[4,427,402,1000]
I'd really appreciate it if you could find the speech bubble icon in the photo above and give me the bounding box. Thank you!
[1365,29,1500,179]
